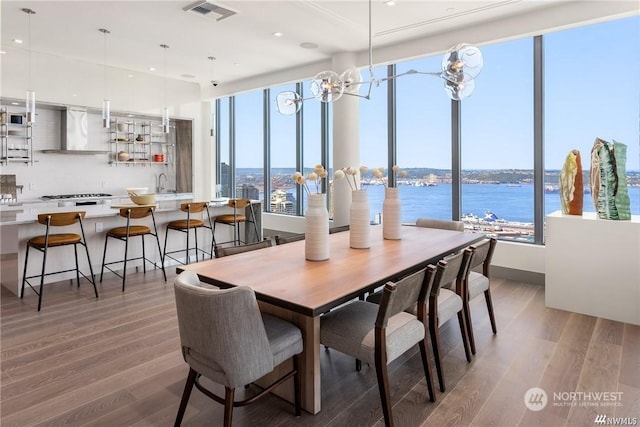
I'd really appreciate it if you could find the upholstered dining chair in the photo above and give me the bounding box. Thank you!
[320,267,436,427]
[428,250,473,392]
[173,270,303,427]
[21,211,98,311]
[463,238,498,355]
[213,239,273,258]
[274,233,305,245]
[415,217,464,231]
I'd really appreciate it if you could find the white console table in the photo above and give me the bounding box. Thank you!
[545,211,640,325]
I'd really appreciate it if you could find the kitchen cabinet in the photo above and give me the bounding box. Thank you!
[109,117,174,167]
[0,107,34,165]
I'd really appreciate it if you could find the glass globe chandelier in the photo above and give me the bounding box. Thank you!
[275,1,484,115]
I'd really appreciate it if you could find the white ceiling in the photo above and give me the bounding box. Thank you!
[1,0,637,91]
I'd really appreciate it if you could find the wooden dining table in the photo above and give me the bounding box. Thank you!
[177,225,483,414]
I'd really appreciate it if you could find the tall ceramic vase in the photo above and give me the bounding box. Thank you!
[383,187,402,240]
[350,190,371,249]
[305,193,329,261]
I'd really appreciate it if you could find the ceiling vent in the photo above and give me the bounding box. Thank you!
[183,1,237,21]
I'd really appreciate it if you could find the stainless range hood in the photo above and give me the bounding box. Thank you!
[41,107,109,154]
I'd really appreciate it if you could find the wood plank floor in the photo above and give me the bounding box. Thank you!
[2,269,639,426]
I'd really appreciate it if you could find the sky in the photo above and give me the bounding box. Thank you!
[222,15,640,173]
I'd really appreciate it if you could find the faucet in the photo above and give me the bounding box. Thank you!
[157,173,167,193]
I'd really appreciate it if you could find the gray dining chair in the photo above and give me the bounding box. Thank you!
[274,233,305,245]
[415,217,464,231]
[428,250,473,392]
[213,239,272,257]
[463,238,498,355]
[320,267,436,427]
[173,270,303,427]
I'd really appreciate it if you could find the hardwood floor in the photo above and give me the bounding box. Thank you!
[2,269,639,426]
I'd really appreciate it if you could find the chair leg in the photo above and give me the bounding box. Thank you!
[374,348,393,427]
[100,235,109,283]
[21,245,30,299]
[122,236,129,292]
[223,387,235,427]
[293,354,301,417]
[458,311,472,363]
[185,225,191,264]
[141,235,147,274]
[418,339,436,402]
[429,316,445,393]
[163,226,170,266]
[37,245,48,312]
[74,244,80,287]
[154,231,167,282]
[83,241,98,298]
[463,296,476,356]
[194,228,199,262]
[485,289,497,334]
[174,368,197,427]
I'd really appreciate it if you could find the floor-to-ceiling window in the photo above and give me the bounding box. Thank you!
[302,80,324,214]
[544,16,640,227]
[395,56,452,222]
[234,91,264,200]
[216,98,231,197]
[269,84,298,215]
[461,38,534,242]
[360,65,389,223]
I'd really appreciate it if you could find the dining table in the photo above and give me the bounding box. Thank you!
[177,225,484,414]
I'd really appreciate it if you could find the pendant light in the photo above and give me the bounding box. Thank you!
[160,44,170,134]
[99,28,111,128]
[22,8,36,124]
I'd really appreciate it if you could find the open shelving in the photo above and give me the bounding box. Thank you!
[108,118,174,167]
[0,106,34,165]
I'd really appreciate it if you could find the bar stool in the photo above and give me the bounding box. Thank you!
[213,198,259,246]
[163,202,215,265]
[100,206,166,291]
[21,211,98,311]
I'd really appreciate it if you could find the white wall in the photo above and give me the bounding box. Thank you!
[1,50,204,199]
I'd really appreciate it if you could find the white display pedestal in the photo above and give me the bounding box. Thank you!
[545,211,640,325]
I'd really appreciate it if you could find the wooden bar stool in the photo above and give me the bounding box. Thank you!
[21,211,98,311]
[163,202,215,265]
[213,198,259,246]
[100,206,166,291]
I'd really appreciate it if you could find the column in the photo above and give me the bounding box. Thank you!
[331,52,360,227]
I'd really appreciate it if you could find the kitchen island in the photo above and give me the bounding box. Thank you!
[0,194,262,296]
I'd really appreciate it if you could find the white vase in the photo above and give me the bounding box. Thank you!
[383,187,402,240]
[305,193,329,261]
[350,190,371,249]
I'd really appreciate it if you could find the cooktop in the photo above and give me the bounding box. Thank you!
[41,193,112,200]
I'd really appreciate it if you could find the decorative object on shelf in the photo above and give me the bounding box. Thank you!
[99,28,111,128]
[117,151,130,162]
[117,122,127,132]
[23,8,36,124]
[275,0,483,115]
[294,165,330,261]
[136,134,144,142]
[559,149,583,216]
[160,44,170,134]
[590,138,631,220]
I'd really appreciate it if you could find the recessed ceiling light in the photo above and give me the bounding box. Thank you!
[72,94,78,97]
[272,32,283,37]
[446,7,455,12]
[13,39,23,44]
[0,51,6,54]
[148,67,156,71]
[300,42,319,49]
[384,0,395,6]
[128,74,133,78]
[181,74,196,78]
[233,62,240,66]
[127,114,134,117]
[11,102,19,105]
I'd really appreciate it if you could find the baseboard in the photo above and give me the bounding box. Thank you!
[492,265,545,286]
